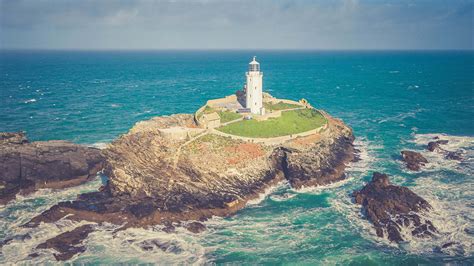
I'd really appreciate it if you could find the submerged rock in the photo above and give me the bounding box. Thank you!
[427,140,449,152]
[138,239,183,254]
[401,150,428,171]
[184,221,206,233]
[445,151,463,161]
[427,138,463,161]
[352,172,437,242]
[0,132,105,204]
[36,224,95,261]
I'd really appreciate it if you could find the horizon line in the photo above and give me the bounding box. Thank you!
[1,48,473,52]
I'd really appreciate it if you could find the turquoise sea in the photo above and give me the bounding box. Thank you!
[1,51,473,264]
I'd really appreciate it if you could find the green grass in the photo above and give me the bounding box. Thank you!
[217,109,326,138]
[218,110,242,123]
[197,105,215,120]
[264,101,301,111]
[197,105,242,123]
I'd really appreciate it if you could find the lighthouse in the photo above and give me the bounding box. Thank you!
[245,56,264,115]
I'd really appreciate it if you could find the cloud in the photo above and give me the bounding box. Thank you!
[0,0,472,49]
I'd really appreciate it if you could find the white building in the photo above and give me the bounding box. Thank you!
[245,56,265,115]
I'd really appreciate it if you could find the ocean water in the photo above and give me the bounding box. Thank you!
[1,50,473,264]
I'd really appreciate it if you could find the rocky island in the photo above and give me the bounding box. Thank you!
[0,90,353,260]
[0,57,440,261]
[1,57,359,260]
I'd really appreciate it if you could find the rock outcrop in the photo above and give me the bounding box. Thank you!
[401,150,428,171]
[353,172,437,242]
[427,140,449,152]
[35,224,95,261]
[0,132,105,204]
[427,139,463,161]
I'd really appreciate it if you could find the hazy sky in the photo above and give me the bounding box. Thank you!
[1,0,472,50]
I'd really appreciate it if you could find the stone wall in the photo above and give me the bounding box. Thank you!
[212,122,328,146]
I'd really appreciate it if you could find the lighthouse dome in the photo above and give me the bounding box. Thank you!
[248,56,260,72]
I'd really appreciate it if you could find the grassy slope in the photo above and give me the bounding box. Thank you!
[217,109,326,138]
[218,111,242,123]
[264,101,301,111]
[197,106,242,123]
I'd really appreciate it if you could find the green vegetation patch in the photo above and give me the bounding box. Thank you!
[217,109,326,138]
[197,105,241,123]
[187,133,239,153]
[264,101,302,111]
[218,110,242,123]
[197,105,216,120]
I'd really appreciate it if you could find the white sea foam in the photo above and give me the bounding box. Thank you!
[347,137,379,174]
[413,133,474,152]
[1,218,98,264]
[341,133,474,256]
[75,224,207,264]
[410,133,474,173]
[269,192,297,202]
[246,180,289,206]
[377,108,425,124]
[0,177,103,263]
[88,142,109,149]
[23,98,37,103]
[292,176,355,194]
[401,175,474,256]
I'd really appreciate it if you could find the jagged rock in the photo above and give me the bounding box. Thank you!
[401,150,428,171]
[445,151,463,161]
[0,132,29,145]
[138,239,183,254]
[426,138,463,161]
[185,221,206,233]
[26,111,354,243]
[0,132,105,204]
[36,224,95,261]
[427,140,449,152]
[352,172,437,242]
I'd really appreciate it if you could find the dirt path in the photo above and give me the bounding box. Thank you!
[172,130,209,168]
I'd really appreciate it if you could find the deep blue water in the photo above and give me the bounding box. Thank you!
[1,51,473,264]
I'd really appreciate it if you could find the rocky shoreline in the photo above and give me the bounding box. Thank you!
[0,132,105,204]
[0,110,356,260]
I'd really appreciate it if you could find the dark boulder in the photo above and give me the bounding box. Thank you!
[137,239,183,254]
[352,172,437,242]
[401,150,428,171]
[427,140,449,152]
[184,221,206,233]
[36,224,95,261]
[445,151,463,161]
[427,139,463,161]
[0,132,105,204]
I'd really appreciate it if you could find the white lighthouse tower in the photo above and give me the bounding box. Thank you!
[245,56,264,115]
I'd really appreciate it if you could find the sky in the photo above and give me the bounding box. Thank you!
[0,0,473,50]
